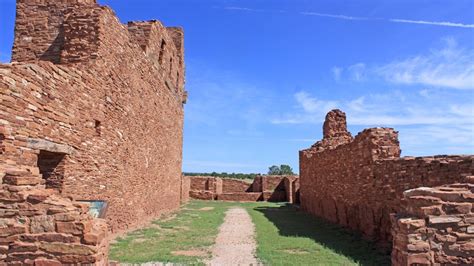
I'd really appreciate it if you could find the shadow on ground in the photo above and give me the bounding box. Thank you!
[253,204,391,266]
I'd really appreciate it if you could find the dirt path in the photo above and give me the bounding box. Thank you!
[207,207,260,266]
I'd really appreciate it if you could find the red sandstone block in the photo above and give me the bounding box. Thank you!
[83,230,105,245]
[407,241,430,252]
[39,242,96,256]
[9,241,38,253]
[3,175,44,186]
[20,233,80,243]
[33,259,62,266]
[57,254,98,264]
[442,202,472,214]
[0,224,26,237]
[428,215,462,225]
[406,252,432,265]
[56,221,91,235]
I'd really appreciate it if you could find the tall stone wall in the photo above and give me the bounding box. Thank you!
[391,183,473,265]
[299,109,473,246]
[2,0,187,235]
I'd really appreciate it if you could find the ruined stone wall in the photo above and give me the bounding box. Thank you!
[299,110,473,245]
[222,179,252,193]
[0,168,108,264]
[2,0,186,234]
[284,176,300,204]
[391,183,473,265]
[187,175,299,202]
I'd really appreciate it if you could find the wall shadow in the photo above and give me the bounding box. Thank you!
[253,204,390,266]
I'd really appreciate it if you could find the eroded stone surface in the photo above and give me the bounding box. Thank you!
[392,184,474,265]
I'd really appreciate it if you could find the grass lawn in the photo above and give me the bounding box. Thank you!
[110,200,390,265]
[246,202,390,266]
[109,201,238,264]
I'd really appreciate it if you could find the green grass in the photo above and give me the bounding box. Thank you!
[109,201,239,264]
[244,202,390,266]
[110,201,390,265]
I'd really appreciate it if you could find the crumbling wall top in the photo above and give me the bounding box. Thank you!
[323,109,351,139]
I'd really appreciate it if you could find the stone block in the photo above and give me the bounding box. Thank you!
[39,243,96,256]
[20,233,80,243]
[429,215,462,225]
[30,215,55,233]
[3,175,44,186]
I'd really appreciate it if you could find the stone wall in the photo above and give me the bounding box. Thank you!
[180,175,190,204]
[188,175,299,202]
[1,167,108,264]
[300,109,473,246]
[391,183,473,265]
[2,0,186,234]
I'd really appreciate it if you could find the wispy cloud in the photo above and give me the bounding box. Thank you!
[300,12,368,21]
[389,18,474,29]
[332,38,474,90]
[223,7,474,29]
[331,66,342,81]
[272,90,474,127]
[348,63,367,81]
[294,91,338,113]
[375,38,474,90]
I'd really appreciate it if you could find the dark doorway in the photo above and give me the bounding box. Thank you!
[37,150,65,190]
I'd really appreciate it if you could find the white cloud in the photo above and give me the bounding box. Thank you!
[347,96,365,112]
[294,91,338,113]
[331,66,343,81]
[272,90,474,127]
[389,18,474,29]
[224,7,474,29]
[300,12,368,21]
[348,63,366,81]
[376,39,474,89]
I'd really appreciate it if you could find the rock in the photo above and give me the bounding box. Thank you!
[30,215,55,233]
[429,215,462,225]
[39,242,96,255]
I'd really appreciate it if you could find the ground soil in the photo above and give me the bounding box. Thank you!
[207,207,260,265]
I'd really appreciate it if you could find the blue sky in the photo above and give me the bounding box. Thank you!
[1,0,473,174]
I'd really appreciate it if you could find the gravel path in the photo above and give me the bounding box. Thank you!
[207,207,260,266]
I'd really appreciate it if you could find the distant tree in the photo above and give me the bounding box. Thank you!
[268,165,281,175]
[279,164,294,175]
[267,164,294,175]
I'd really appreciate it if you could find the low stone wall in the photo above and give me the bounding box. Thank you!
[222,179,252,193]
[1,167,108,264]
[187,175,299,202]
[391,183,474,265]
[217,193,262,202]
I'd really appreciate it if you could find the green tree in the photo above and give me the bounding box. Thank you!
[279,164,294,175]
[268,165,281,175]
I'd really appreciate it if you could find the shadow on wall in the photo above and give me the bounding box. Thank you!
[254,204,391,266]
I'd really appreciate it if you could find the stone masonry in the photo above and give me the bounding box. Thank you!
[392,183,473,265]
[1,169,108,264]
[188,175,299,202]
[300,109,473,248]
[1,0,188,263]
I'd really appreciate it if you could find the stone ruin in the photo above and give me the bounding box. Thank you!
[1,0,188,263]
[188,175,300,203]
[0,0,472,265]
[300,109,473,265]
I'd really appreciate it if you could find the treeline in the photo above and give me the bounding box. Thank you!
[183,172,259,180]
